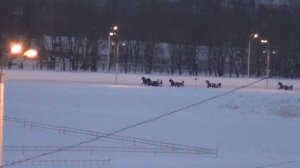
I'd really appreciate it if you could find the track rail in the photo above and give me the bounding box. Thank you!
[5,116,217,155]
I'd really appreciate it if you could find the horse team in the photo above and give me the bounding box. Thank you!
[141,77,217,88]
[141,77,293,91]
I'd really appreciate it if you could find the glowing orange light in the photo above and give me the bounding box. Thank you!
[24,49,38,58]
[10,44,23,54]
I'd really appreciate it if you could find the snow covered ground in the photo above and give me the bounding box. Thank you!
[3,70,300,168]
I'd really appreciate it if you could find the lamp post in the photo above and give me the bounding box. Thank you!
[107,26,118,72]
[115,43,120,84]
[247,33,259,78]
[261,39,273,89]
[0,43,38,167]
[114,42,125,84]
[0,64,4,168]
[265,50,271,88]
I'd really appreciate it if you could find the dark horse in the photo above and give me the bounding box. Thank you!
[141,77,162,87]
[141,77,151,86]
[169,79,184,87]
[278,82,293,90]
[205,80,221,88]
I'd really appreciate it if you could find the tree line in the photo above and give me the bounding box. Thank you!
[0,0,299,78]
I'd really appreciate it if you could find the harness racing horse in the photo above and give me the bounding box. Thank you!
[141,77,162,87]
[205,80,221,88]
[169,79,184,87]
[278,82,293,90]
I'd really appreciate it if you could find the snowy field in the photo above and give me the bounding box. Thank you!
[3,70,300,168]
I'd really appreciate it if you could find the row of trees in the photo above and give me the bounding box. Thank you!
[0,0,299,78]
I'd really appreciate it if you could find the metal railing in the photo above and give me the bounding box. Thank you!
[5,116,217,156]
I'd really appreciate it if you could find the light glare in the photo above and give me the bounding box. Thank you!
[24,49,38,58]
[10,44,22,54]
[261,39,268,44]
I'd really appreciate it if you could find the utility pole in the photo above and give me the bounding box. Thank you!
[0,73,4,168]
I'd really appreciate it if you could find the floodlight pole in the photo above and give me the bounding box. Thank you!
[261,39,271,89]
[266,50,270,88]
[107,33,111,72]
[0,73,3,168]
[115,43,120,84]
[0,53,5,168]
[107,26,118,72]
[247,33,259,78]
[247,41,251,78]
[0,48,37,167]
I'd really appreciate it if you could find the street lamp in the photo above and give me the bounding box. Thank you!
[113,41,125,84]
[9,43,38,58]
[261,39,274,89]
[0,43,38,167]
[23,49,38,59]
[10,43,23,54]
[261,39,268,44]
[107,26,118,72]
[247,33,259,78]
